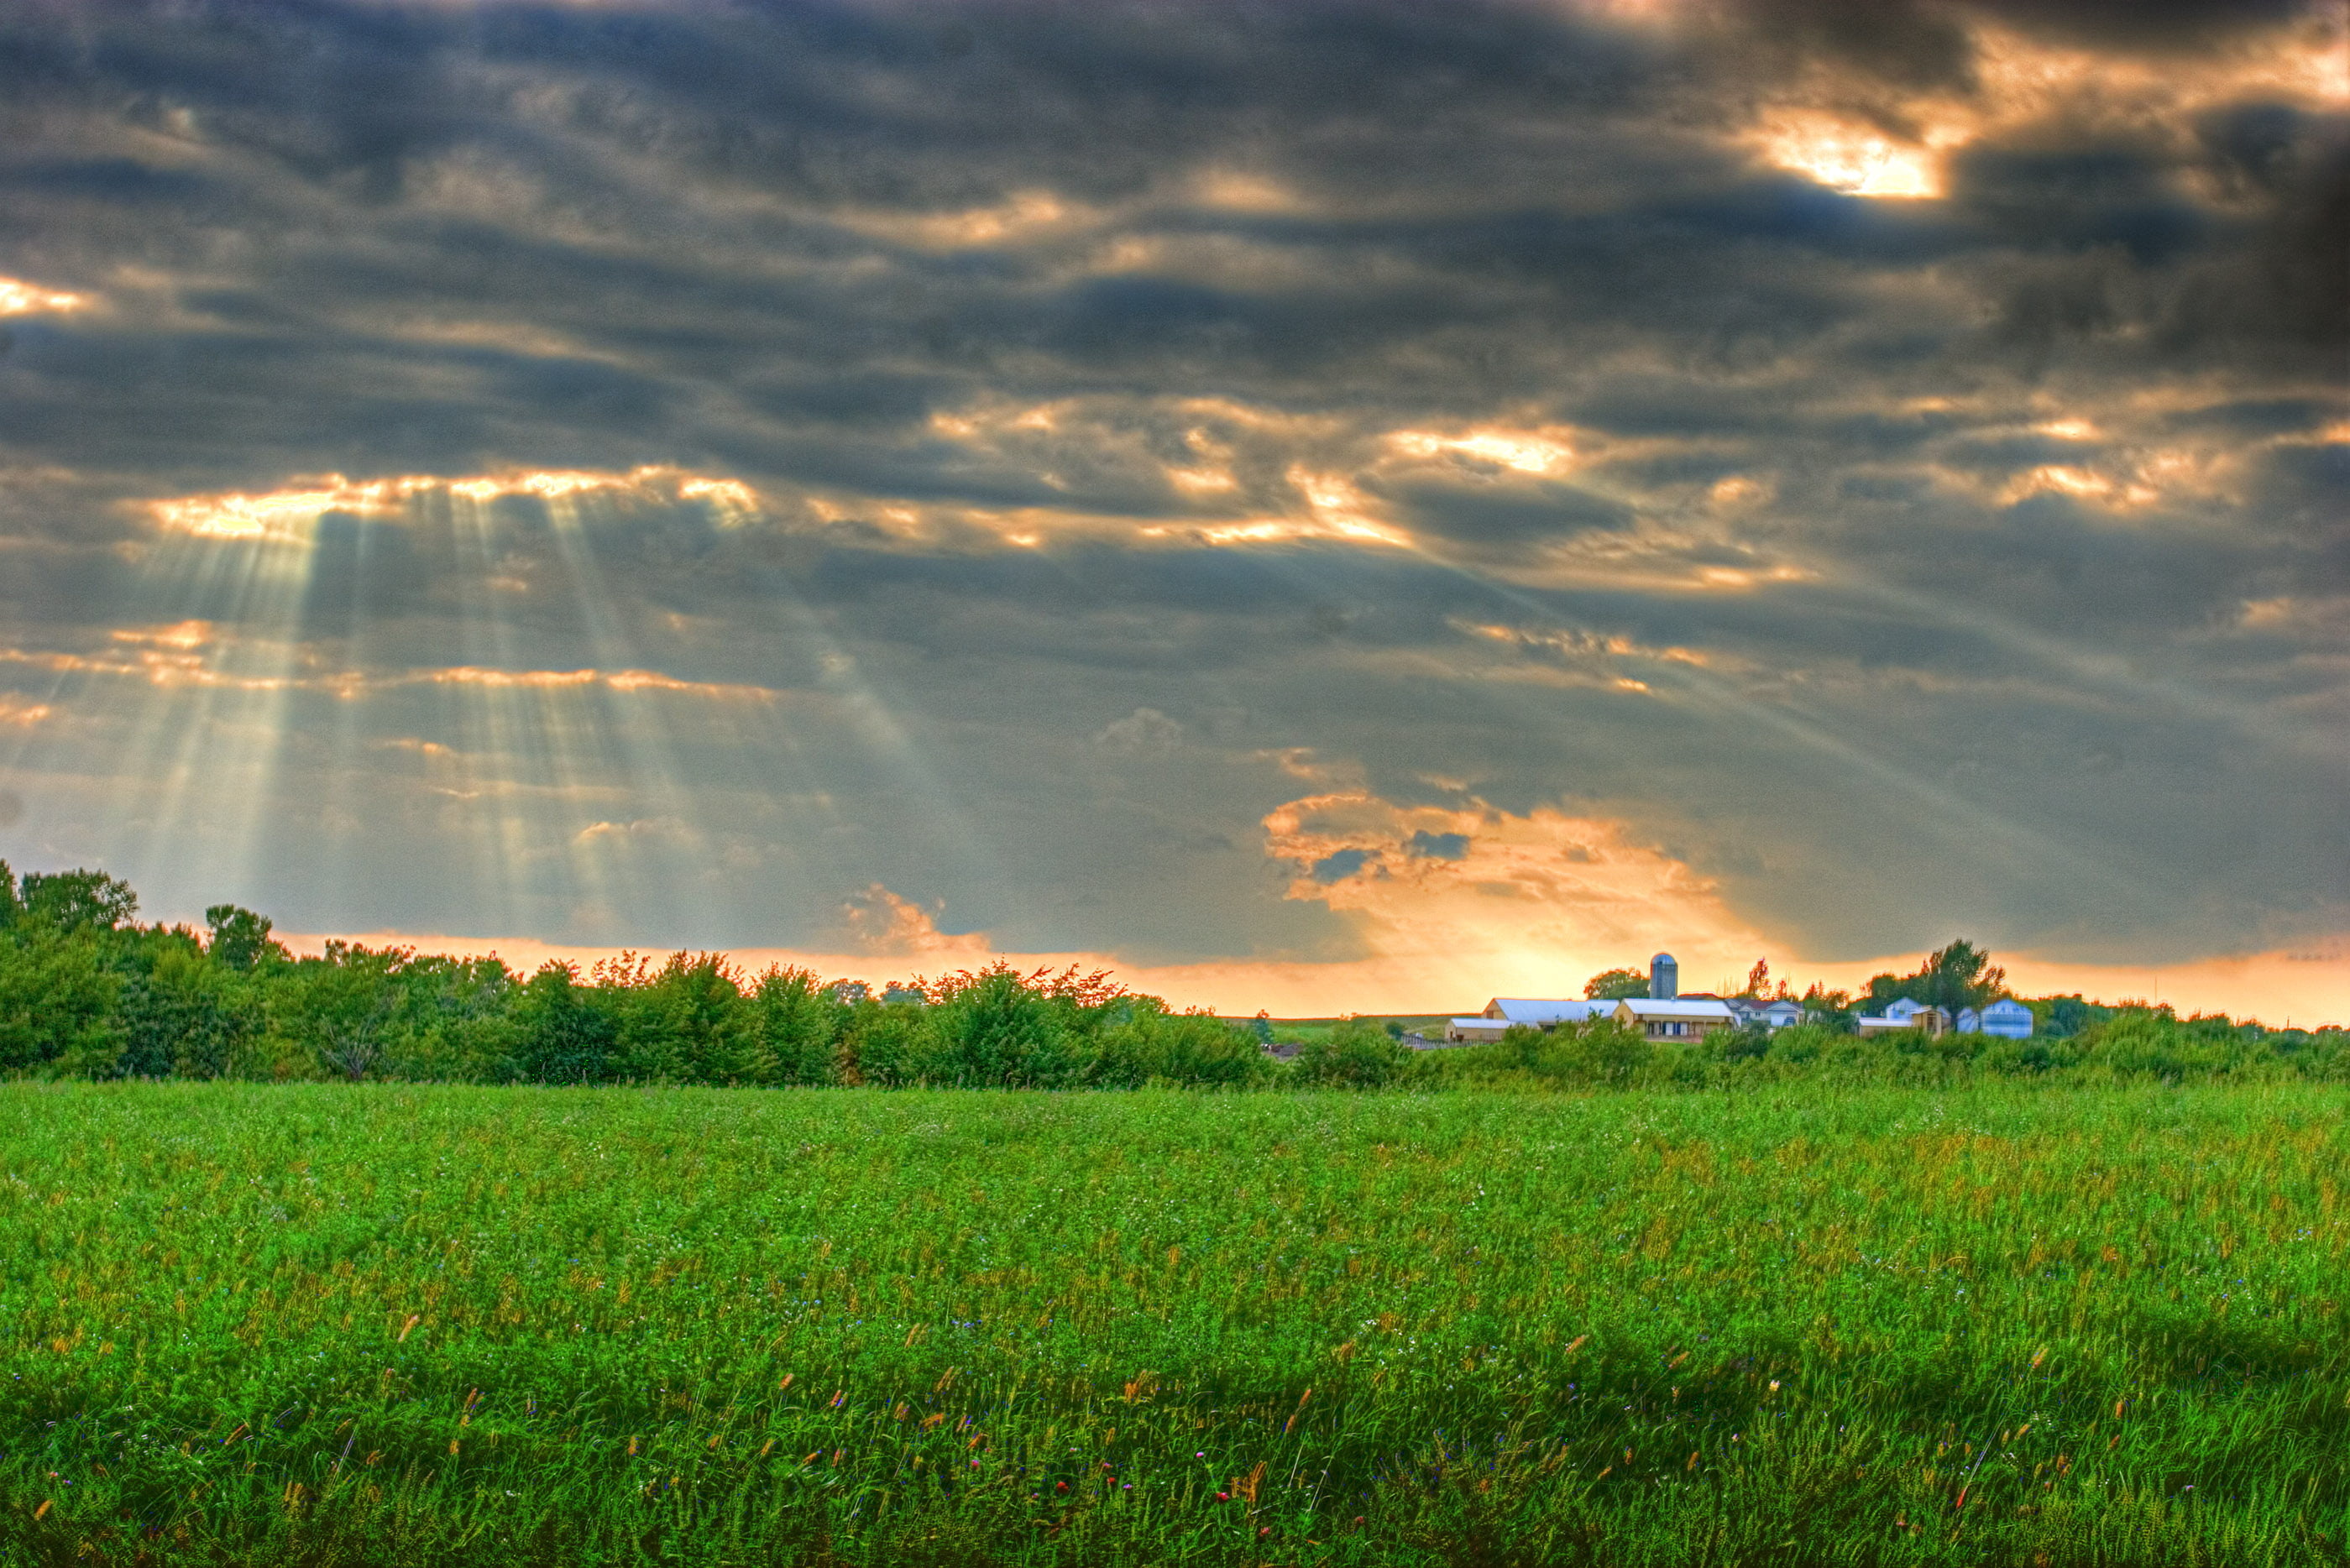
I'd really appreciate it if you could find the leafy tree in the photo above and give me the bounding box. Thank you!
[1583,967,1649,1001]
[0,859,18,927]
[925,963,1081,1088]
[384,954,517,1082]
[840,996,940,1086]
[754,966,840,1086]
[205,904,285,971]
[18,869,137,933]
[1861,941,2008,1019]
[510,962,620,1084]
[119,936,258,1078]
[0,929,123,1074]
[1799,982,1855,1033]
[1743,959,1771,999]
[1916,938,2006,1017]
[618,954,756,1084]
[2037,995,2114,1038]
[278,943,407,1082]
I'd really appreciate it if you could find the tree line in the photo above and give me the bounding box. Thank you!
[0,863,2340,1090]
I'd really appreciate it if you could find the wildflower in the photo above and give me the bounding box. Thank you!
[1217,1491,1231,1502]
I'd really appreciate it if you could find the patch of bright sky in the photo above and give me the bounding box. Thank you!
[1745,13,2349,201]
[144,466,765,541]
[0,277,85,315]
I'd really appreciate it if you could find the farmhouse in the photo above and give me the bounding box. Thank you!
[1613,997,1737,1041]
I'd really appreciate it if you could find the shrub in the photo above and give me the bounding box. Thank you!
[1094,1004,1266,1089]
[1291,1017,1409,1088]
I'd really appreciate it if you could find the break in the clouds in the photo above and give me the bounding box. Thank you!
[0,0,2343,1009]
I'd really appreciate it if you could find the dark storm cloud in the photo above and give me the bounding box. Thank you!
[0,0,2342,970]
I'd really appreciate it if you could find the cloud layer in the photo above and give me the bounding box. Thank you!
[0,0,2342,1008]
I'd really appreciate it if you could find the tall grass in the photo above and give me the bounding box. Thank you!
[1,1081,2343,1565]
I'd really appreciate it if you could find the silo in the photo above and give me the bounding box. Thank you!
[1649,953,1677,1000]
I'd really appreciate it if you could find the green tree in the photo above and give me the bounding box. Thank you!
[840,996,940,1086]
[18,869,137,933]
[1583,968,1649,1001]
[618,953,756,1084]
[276,943,411,1082]
[0,930,123,1074]
[119,936,259,1078]
[1915,938,2007,1018]
[753,967,840,1086]
[926,964,1081,1088]
[510,963,620,1084]
[205,904,285,971]
[0,859,19,927]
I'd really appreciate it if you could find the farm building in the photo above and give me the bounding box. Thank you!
[1856,996,2033,1038]
[1443,997,1613,1043]
[1613,997,1736,1041]
[1962,999,2035,1037]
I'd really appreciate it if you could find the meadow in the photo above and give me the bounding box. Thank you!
[1,1080,2344,1566]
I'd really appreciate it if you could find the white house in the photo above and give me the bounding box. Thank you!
[1728,997,1804,1030]
[1855,996,2033,1038]
[1857,1002,1950,1037]
[1613,997,1736,1041]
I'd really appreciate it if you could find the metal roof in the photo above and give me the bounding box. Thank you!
[1484,998,1611,1024]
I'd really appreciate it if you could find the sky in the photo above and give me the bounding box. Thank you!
[1,0,2344,1021]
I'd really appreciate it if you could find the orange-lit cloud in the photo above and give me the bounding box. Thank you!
[1385,426,1579,474]
[0,276,85,316]
[837,883,993,961]
[3,637,779,706]
[421,666,777,703]
[0,694,53,728]
[1745,108,1957,199]
[1743,12,2349,201]
[142,466,768,541]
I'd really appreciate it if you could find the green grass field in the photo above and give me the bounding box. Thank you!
[3,1082,2344,1565]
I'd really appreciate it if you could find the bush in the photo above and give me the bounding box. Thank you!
[1291,1018,1409,1088]
[1095,1004,1267,1089]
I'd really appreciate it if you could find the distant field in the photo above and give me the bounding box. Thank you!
[3,1082,2345,1565]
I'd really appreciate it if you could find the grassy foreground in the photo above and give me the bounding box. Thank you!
[1,1083,2344,1566]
